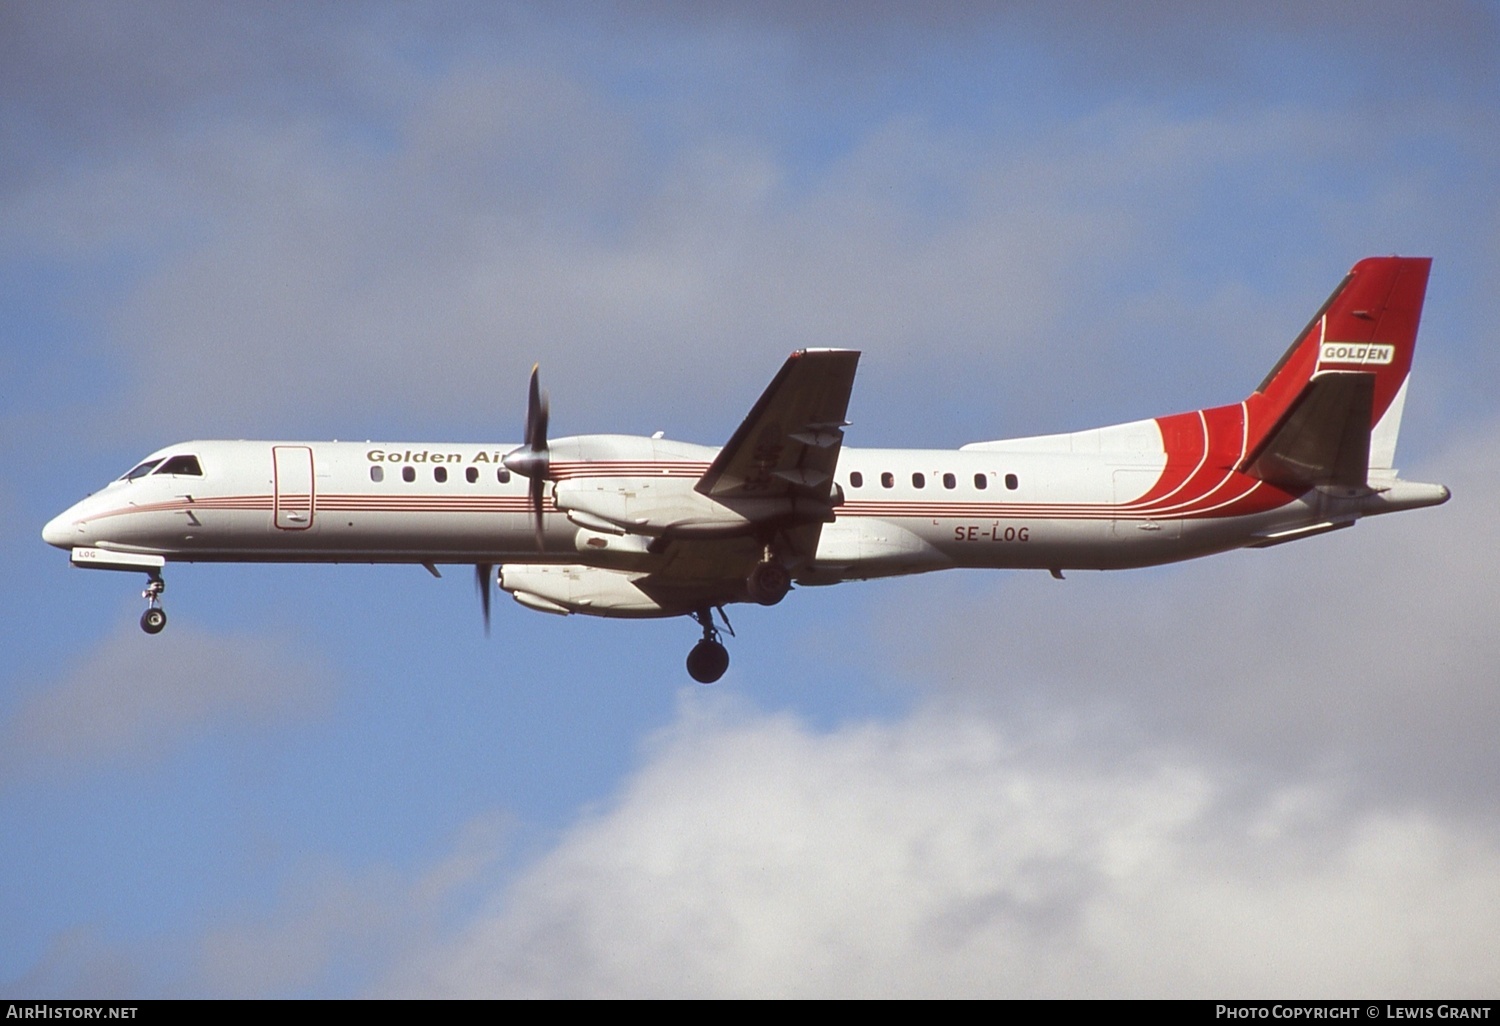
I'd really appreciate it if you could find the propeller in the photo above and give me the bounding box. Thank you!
[475,563,493,636]
[502,364,552,550]
[477,365,551,633]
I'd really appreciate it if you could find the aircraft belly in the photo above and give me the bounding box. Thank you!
[937,516,1119,570]
[823,503,1324,577]
[176,507,550,561]
[810,517,948,580]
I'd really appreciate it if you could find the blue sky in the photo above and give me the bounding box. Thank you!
[4,1,1499,997]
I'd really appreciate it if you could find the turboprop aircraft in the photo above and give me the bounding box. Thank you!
[43,256,1450,683]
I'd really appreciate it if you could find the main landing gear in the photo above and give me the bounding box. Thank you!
[687,551,788,681]
[746,553,791,606]
[686,607,732,684]
[139,572,166,634]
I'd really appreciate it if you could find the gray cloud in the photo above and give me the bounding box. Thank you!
[2,926,144,1000]
[4,812,510,999]
[191,812,508,998]
[1,625,335,781]
[10,75,1475,446]
[7,2,1495,446]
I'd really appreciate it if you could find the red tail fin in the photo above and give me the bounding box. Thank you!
[1240,256,1431,484]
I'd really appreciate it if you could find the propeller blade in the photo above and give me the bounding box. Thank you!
[503,364,552,481]
[525,364,549,453]
[475,563,493,636]
[501,363,553,551]
[530,476,546,550]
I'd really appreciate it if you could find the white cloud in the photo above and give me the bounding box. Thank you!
[369,424,1500,1002]
[382,700,1500,997]
[879,416,1500,816]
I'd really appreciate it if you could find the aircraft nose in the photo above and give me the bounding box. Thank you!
[42,509,82,548]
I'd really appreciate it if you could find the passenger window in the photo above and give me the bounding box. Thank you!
[1005,473,1019,490]
[974,473,988,490]
[402,466,415,483]
[912,472,925,489]
[943,472,956,489]
[498,469,511,484]
[881,472,894,489]
[434,466,448,483]
[849,471,863,488]
[466,467,478,484]
[155,455,203,476]
[370,466,384,483]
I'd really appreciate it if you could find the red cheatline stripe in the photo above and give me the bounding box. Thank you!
[93,491,1296,523]
[88,430,1301,529]
[86,497,555,521]
[550,461,711,469]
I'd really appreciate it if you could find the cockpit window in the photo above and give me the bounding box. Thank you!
[154,455,203,476]
[121,459,163,481]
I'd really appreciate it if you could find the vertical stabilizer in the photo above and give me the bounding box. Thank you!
[1240,256,1430,488]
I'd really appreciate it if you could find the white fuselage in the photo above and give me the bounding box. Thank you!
[44,420,1434,591]
[41,258,1451,679]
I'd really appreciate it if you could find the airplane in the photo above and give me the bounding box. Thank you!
[43,256,1451,683]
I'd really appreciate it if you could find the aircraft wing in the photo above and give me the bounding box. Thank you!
[694,349,861,502]
[630,519,827,611]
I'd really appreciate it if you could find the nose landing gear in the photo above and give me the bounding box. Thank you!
[686,606,732,684]
[140,572,166,634]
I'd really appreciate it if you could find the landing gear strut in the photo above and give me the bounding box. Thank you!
[139,572,166,634]
[686,607,731,684]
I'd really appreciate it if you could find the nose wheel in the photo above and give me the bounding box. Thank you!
[686,607,731,684]
[140,573,166,634]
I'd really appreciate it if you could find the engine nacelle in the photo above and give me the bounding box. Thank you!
[555,479,834,539]
[554,477,747,537]
[548,432,837,539]
[499,563,674,619]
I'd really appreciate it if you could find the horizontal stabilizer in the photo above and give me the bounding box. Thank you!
[1245,520,1355,548]
[1242,371,1374,490]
